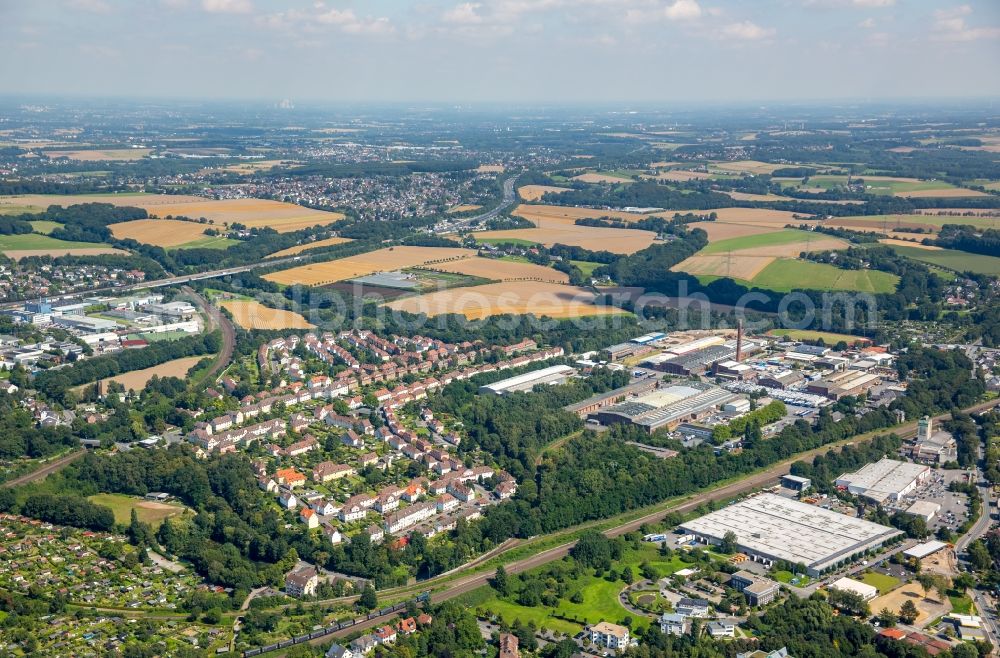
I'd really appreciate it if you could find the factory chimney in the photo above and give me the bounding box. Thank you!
[736,319,744,362]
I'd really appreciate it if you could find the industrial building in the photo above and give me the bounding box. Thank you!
[906,416,957,464]
[904,500,941,522]
[564,378,660,417]
[780,474,811,492]
[829,576,878,601]
[592,382,736,434]
[834,458,931,504]
[757,370,804,390]
[806,370,881,400]
[478,365,575,395]
[52,314,121,333]
[679,493,902,576]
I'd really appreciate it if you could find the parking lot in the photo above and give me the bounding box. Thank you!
[887,468,972,533]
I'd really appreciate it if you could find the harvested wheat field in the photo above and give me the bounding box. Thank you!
[724,191,789,202]
[649,161,681,168]
[110,219,215,247]
[4,247,127,260]
[673,254,777,281]
[572,172,633,184]
[141,198,344,232]
[513,204,650,226]
[477,164,505,173]
[221,300,315,330]
[657,207,813,228]
[0,193,204,212]
[711,160,785,174]
[99,356,208,392]
[424,257,569,283]
[265,246,477,286]
[867,583,949,628]
[688,221,776,242]
[643,170,711,182]
[476,225,656,254]
[267,236,353,258]
[45,148,153,161]
[447,204,483,214]
[897,187,989,198]
[387,281,624,320]
[879,239,943,250]
[518,185,571,201]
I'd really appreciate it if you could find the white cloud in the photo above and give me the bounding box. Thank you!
[852,0,894,7]
[67,0,111,13]
[663,0,702,21]
[316,8,393,34]
[720,21,775,40]
[859,17,876,29]
[257,6,393,36]
[201,0,252,14]
[933,5,1000,42]
[442,3,485,25]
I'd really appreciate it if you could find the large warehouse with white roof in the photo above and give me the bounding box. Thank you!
[834,458,930,504]
[679,493,903,576]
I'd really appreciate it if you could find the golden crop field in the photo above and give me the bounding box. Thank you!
[643,170,711,182]
[386,281,625,320]
[44,148,152,161]
[446,204,483,213]
[657,207,813,228]
[264,246,477,286]
[110,219,215,247]
[513,204,649,225]
[673,254,777,280]
[425,256,569,283]
[221,300,315,330]
[266,236,353,258]
[477,225,656,254]
[711,160,785,174]
[517,185,571,201]
[142,198,345,232]
[878,238,943,250]
[477,164,505,173]
[99,356,207,392]
[0,193,204,213]
[724,191,789,202]
[897,187,989,198]
[572,172,633,184]
[4,247,127,260]
[688,221,776,242]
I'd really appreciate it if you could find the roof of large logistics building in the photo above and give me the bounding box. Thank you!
[478,364,574,394]
[597,382,735,429]
[834,458,929,503]
[679,493,902,571]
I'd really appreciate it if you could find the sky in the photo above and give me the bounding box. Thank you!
[1,0,999,104]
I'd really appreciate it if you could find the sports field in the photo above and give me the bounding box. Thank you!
[386,281,625,320]
[884,244,1000,275]
[110,218,219,248]
[267,236,353,258]
[518,185,571,201]
[87,493,189,528]
[221,300,315,330]
[424,256,569,283]
[264,246,476,286]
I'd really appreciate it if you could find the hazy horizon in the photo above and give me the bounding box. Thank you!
[2,0,999,104]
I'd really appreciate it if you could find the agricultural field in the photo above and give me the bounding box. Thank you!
[572,172,634,184]
[883,244,1000,276]
[266,235,353,258]
[264,246,477,286]
[175,235,240,250]
[0,232,125,259]
[424,256,569,283]
[477,164,505,173]
[386,281,625,320]
[684,258,899,293]
[87,493,190,528]
[513,203,650,225]
[139,198,346,232]
[0,192,199,212]
[28,219,62,234]
[768,329,872,345]
[723,191,789,202]
[571,260,603,277]
[643,169,712,182]
[688,221,776,242]
[657,207,811,228]
[824,213,1000,233]
[698,229,847,256]
[110,218,220,248]
[476,224,656,254]
[710,160,787,174]
[44,148,152,161]
[221,299,315,330]
[517,184,571,201]
[782,175,987,198]
[95,355,209,392]
[878,238,942,250]
[446,204,482,213]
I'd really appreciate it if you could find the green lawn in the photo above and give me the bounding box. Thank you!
[173,236,239,250]
[0,233,108,251]
[748,259,899,293]
[87,493,189,528]
[797,175,960,196]
[699,229,823,255]
[949,594,974,615]
[884,244,1000,276]
[860,572,900,595]
[455,589,584,635]
[0,205,43,215]
[28,220,63,234]
[768,329,871,345]
[571,260,603,277]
